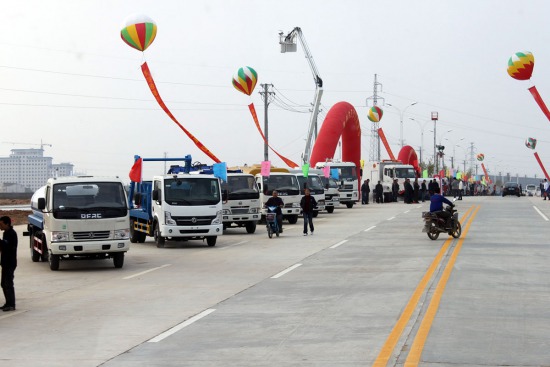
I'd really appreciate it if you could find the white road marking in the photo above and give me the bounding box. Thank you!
[220,240,248,250]
[534,206,549,221]
[364,226,376,232]
[404,210,410,213]
[148,309,216,343]
[330,240,348,249]
[271,264,302,279]
[387,216,395,221]
[123,264,172,280]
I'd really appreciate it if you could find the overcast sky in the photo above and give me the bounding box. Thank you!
[2,1,550,181]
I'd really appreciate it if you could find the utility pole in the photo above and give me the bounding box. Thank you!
[431,112,439,174]
[259,83,274,162]
[366,74,384,161]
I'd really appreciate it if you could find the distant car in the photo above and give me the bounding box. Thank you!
[525,184,537,196]
[502,182,521,197]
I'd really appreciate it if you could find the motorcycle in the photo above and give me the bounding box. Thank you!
[266,206,280,238]
[422,202,462,240]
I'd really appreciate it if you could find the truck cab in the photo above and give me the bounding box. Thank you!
[367,161,417,198]
[315,161,359,208]
[255,172,301,224]
[316,174,340,213]
[221,173,261,233]
[26,176,130,271]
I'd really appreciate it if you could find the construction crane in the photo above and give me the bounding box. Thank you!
[3,140,52,150]
[279,27,323,165]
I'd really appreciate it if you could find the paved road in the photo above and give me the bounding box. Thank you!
[1,195,549,367]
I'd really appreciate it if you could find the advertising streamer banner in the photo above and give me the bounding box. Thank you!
[141,62,220,163]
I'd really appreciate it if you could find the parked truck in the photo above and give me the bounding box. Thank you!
[128,156,224,248]
[366,160,417,200]
[25,176,130,271]
[311,169,340,213]
[315,161,359,208]
[242,165,302,224]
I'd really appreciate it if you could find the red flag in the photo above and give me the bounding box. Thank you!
[534,152,550,180]
[129,158,143,182]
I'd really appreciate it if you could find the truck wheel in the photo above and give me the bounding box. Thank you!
[137,232,146,243]
[326,207,334,214]
[48,251,60,271]
[346,202,354,208]
[206,236,217,246]
[287,215,298,224]
[245,222,256,234]
[113,252,124,268]
[130,221,140,243]
[154,222,165,248]
[312,211,319,218]
[29,230,40,262]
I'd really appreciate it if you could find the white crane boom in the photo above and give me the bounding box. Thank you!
[279,27,323,165]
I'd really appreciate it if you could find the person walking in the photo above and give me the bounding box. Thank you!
[375,181,384,203]
[458,179,463,200]
[265,190,284,233]
[300,188,317,236]
[0,216,17,312]
[361,179,370,205]
[544,179,549,200]
[451,177,459,198]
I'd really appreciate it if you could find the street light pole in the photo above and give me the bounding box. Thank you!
[431,112,439,174]
[409,117,430,165]
[387,102,418,149]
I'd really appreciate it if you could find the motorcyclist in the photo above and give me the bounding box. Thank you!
[265,190,284,233]
[429,193,454,227]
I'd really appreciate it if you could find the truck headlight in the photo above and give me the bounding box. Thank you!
[212,210,222,225]
[292,202,300,208]
[222,209,231,215]
[165,211,176,225]
[51,231,69,242]
[114,229,130,240]
[248,207,260,214]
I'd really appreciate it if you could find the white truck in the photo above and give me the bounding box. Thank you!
[25,176,130,271]
[242,166,301,224]
[315,161,359,208]
[221,172,261,233]
[289,170,326,217]
[315,173,340,213]
[366,160,417,200]
[129,170,224,248]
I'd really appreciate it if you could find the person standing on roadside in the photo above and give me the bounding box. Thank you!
[392,179,399,202]
[300,188,317,236]
[361,179,370,205]
[544,179,549,200]
[375,181,384,203]
[0,216,17,312]
[421,180,427,202]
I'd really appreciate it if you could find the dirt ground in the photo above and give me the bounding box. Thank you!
[0,199,31,227]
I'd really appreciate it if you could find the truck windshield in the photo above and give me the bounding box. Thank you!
[263,175,300,195]
[333,166,357,181]
[164,178,220,206]
[319,176,339,189]
[395,168,417,179]
[53,182,128,219]
[296,175,324,194]
[222,175,259,200]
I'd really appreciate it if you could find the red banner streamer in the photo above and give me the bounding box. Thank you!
[141,62,220,163]
[480,163,491,183]
[528,86,550,122]
[534,152,550,180]
[248,103,298,168]
[377,128,396,161]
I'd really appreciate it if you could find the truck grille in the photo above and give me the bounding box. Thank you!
[72,231,111,240]
[172,215,216,226]
[231,207,249,214]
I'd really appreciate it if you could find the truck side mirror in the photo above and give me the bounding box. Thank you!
[152,189,159,201]
[38,198,46,210]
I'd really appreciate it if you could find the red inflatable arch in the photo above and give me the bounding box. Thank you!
[309,102,361,177]
[397,145,421,176]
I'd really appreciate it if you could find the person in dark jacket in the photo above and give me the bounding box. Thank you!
[300,188,318,236]
[392,179,399,202]
[404,179,414,204]
[361,179,370,205]
[265,190,284,233]
[0,216,17,311]
[413,178,420,203]
[375,181,384,203]
[421,180,427,202]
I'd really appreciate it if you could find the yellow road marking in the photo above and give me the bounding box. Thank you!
[404,205,480,366]
[372,205,474,367]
